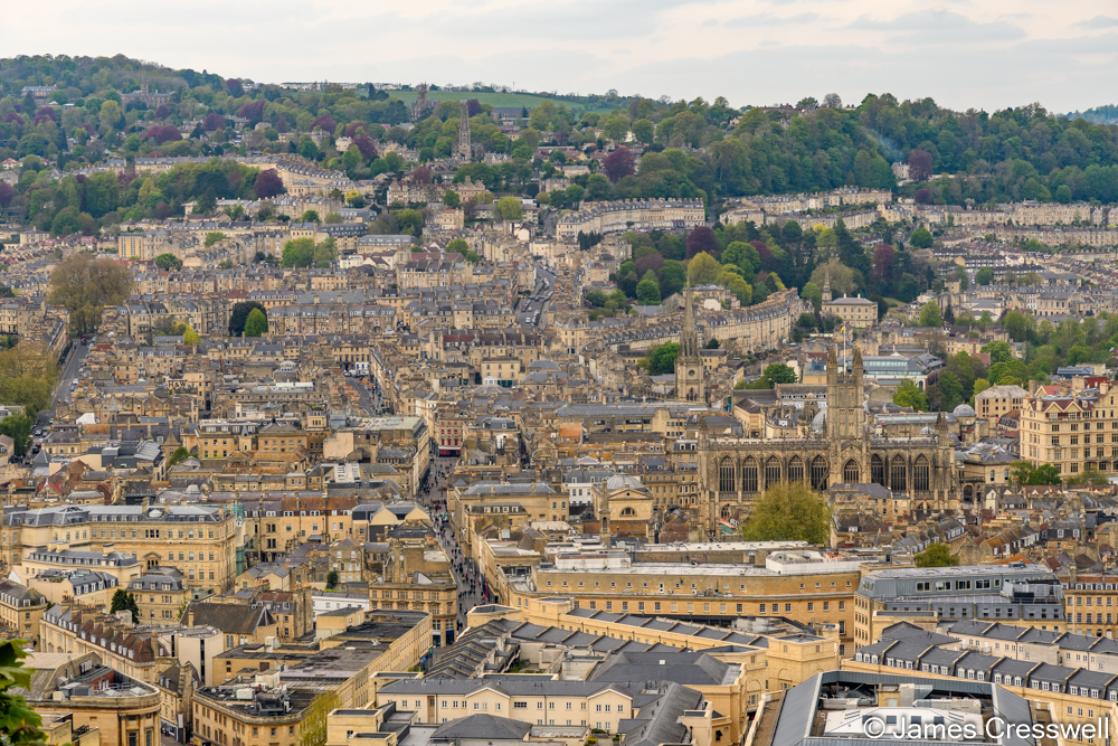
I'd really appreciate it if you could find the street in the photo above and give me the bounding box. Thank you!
[36,340,89,430]
[416,455,489,633]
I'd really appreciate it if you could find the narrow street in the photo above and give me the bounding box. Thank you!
[416,455,489,634]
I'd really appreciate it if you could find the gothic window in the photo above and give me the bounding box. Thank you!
[787,456,804,483]
[914,455,930,492]
[871,454,885,486]
[764,457,781,488]
[891,455,907,492]
[843,459,860,483]
[742,458,759,493]
[719,458,735,493]
[810,456,828,490]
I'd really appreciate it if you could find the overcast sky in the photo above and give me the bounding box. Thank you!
[4,0,1117,112]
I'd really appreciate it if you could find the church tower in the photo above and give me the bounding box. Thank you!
[822,267,833,303]
[455,102,472,162]
[675,285,705,403]
[826,345,865,442]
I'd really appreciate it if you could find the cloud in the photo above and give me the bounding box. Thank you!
[850,9,1025,45]
[718,12,821,28]
[1077,15,1118,28]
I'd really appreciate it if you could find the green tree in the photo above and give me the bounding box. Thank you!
[761,363,797,386]
[298,691,340,746]
[229,302,266,336]
[917,301,943,327]
[741,483,831,545]
[0,640,47,746]
[1011,460,1062,485]
[0,415,33,457]
[48,253,134,335]
[204,231,227,247]
[326,569,339,590]
[154,253,182,271]
[982,341,1013,365]
[443,190,461,208]
[299,209,320,223]
[635,271,661,304]
[1002,310,1036,343]
[110,589,140,623]
[167,446,191,467]
[893,380,929,411]
[975,267,994,286]
[0,345,57,416]
[915,542,958,568]
[494,196,523,221]
[645,342,680,375]
[282,238,316,267]
[244,308,268,337]
[687,252,722,285]
[182,324,200,348]
[909,226,934,248]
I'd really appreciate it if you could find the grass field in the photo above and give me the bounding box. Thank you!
[389,89,622,114]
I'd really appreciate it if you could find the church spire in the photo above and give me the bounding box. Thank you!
[822,266,833,303]
[681,283,700,358]
[455,101,472,162]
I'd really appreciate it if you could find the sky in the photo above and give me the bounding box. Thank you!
[3,0,1117,112]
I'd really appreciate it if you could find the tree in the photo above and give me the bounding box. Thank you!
[0,415,32,457]
[0,344,57,416]
[494,196,523,221]
[443,190,461,208]
[0,640,47,746]
[761,363,797,386]
[154,253,182,271]
[229,302,266,336]
[167,446,190,467]
[907,149,934,181]
[917,301,943,327]
[326,569,339,590]
[603,148,636,183]
[893,380,929,411]
[244,308,268,338]
[741,483,831,545]
[299,210,320,223]
[975,267,994,286]
[635,271,661,304]
[685,226,718,258]
[1011,461,1062,486]
[915,542,958,568]
[687,252,722,285]
[645,342,680,375]
[182,324,200,348]
[49,253,133,335]
[909,226,934,248]
[1002,310,1036,343]
[254,169,285,198]
[110,589,140,623]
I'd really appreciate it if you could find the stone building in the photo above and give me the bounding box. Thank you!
[698,346,957,537]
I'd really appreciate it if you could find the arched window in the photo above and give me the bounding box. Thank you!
[787,456,804,483]
[914,455,930,492]
[765,456,781,488]
[742,458,759,493]
[620,507,636,517]
[810,456,829,490]
[843,459,860,483]
[871,454,885,486]
[891,455,907,492]
[719,458,735,493]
